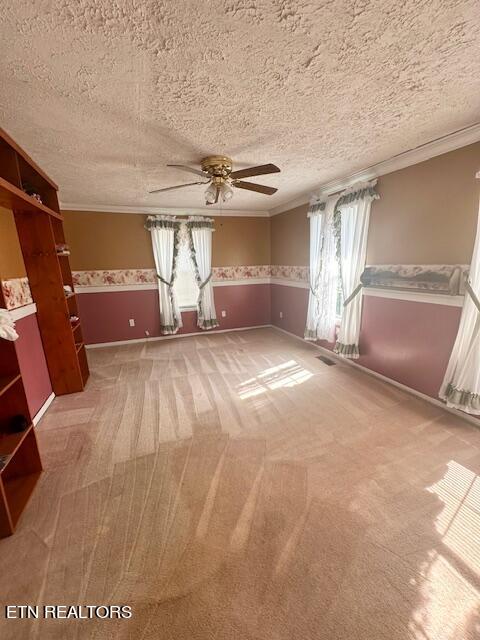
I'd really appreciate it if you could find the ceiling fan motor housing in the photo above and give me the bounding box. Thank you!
[201,156,233,178]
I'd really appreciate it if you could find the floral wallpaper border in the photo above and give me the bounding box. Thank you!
[1,264,467,310]
[1,277,34,310]
[270,265,309,282]
[0,268,310,309]
[72,266,310,287]
[73,269,157,287]
[213,265,272,280]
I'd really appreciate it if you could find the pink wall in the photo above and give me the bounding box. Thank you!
[9,281,463,418]
[77,280,461,403]
[358,295,461,398]
[271,283,309,339]
[271,283,462,400]
[14,313,53,418]
[77,284,271,344]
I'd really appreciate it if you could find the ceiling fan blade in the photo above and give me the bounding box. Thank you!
[167,164,208,178]
[148,181,207,194]
[233,180,277,195]
[230,163,280,180]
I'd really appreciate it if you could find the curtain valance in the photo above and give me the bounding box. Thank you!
[145,215,215,231]
[145,215,181,231]
[186,216,215,230]
[334,180,379,210]
[307,200,327,217]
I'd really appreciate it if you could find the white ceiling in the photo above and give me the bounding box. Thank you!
[0,1,479,212]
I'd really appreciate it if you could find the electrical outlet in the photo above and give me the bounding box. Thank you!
[221,310,227,318]
[129,319,135,327]
[279,311,283,319]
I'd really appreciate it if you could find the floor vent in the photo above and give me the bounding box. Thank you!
[316,355,336,366]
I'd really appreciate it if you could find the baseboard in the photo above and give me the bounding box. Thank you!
[33,392,55,426]
[271,324,480,428]
[85,324,271,349]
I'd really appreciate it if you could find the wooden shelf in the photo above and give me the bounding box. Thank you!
[0,176,62,220]
[0,374,22,398]
[0,424,34,461]
[0,425,42,537]
[3,471,42,527]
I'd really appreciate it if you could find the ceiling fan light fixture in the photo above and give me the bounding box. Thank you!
[205,183,217,204]
[219,182,234,202]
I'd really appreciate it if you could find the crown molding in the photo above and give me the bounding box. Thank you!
[268,194,311,216]
[60,202,269,217]
[269,122,480,216]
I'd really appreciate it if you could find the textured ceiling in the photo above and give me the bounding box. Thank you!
[0,1,479,212]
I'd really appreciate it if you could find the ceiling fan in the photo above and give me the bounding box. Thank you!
[148,156,280,205]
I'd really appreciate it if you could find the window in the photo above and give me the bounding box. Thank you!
[173,241,198,308]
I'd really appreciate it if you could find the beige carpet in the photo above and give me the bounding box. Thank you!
[1,327,479,639]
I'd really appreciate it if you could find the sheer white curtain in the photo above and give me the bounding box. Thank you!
[187,217,219,330]
[334,181,379,358]
[439,192,480,414]
[305,197,338,342]
[146,215,182,335]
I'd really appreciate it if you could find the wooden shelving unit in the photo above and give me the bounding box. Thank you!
[0,287,42,537]
[0,126,89,535]
[0,126,89,395]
